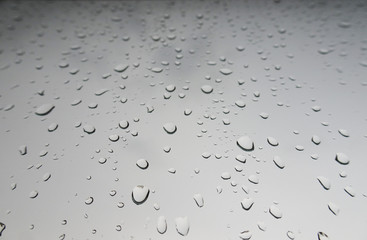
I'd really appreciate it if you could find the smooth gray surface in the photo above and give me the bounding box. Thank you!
[0,0,366,239]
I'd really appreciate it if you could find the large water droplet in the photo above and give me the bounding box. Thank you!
[317,176,331,190]
[132,185,150,205]
[175,217,190,236]
[241,197,254,210]
[335,153,349,165]
[237,136,254,151]
[269,205,282,219]
[163,123,177,134]
[35,104,55,116]
[157,216,167,234]
[136,159,149,169]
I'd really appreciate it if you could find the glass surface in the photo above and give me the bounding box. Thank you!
[0,0,367,239]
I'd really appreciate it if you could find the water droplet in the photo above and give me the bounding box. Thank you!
[312,135,321,145]
[184,109,192,116]
[0,222,6,236]
[344,186,356,197]
[163,123,177,134]
[235,100,246,108]
[151,67,163,73]
[257,221,267,231]
[287,231,295,239]
[259,112,269,119]
[19,145,27,155]
[221,172,231,180]
[35,104,55,116]
[317,176,331,190]
[312,105,321,112]
[136,159,149,169]
[85,197,94,205]
[132,185,150,205]
[114,64,128,72]
[165,84,176,92]
[193,194,204,207]
[338,129,349,137]
[43,173,51,182]
[239,230,252,240]
[201,85,213,94]
[328,202,340,215]
[267,137,279,146]
[219,68,233,75]
[117,202,124,208]
[119,120,129,129]
[10,183,16,190]
[235,155,246,163]
[98,158,107,164]
[168,168,176,174]
[116,225,122,231]
[269,204,282,219]
[273,156,285,169]
[318,232,329,240]
[83,124,95,134]
[109,134,119,142]
[175,217,190,236]
[248,175,259,184]
[157,216,167,234]
[295,145,304,151]
[29,190,38,199]
[95,88,109,96]
[241,197,254,210]
[335,153,349,165]
[237,136,254,151]
[48,123,58,132]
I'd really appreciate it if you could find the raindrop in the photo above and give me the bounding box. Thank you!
[85,197,94,205]
[119,120,129,129]
[168,168,176,174]
[163,122,177,134]
[109,134,119,142]
[29,190,38,199]
[241,197,254,210]
[19,145,27,155]
[43,173,51,182]
[221,172,231,180]
[35,103,55,116]
[344,186,356,197]
[116,225,122,231]
[248,175,259,184]
[257,221,267,231]
[95,88,109,96]
[165,84,176,92]
[312,135,321,145]
[175,217,190,236]
[259,112,269,119]
[267,137,279,146]
[295,145,304,151]
[317,176,331,190]
[184,109,192,116]
[318,232,329,240]
[335,153,349,165]
[117,202,124,208]
[328,202,340,215]
[114,64,128,72]
[0,222,5,236]
[98,158,107,164]
[338,129,349,137]
[157,216,167,234]
[239,230,252,240]
[235,155,246,163]
[132,185,150,205]
[287,231,295,239]
[235,100,246,108]
[312,106,321,112]
[219,68,233,75]
[202,152,211,159]
[269,204,282,219]
[136,159,149,170]
[201,85,213,94]
[83,124,95,134]
[193,194,204,207]
[237,136,254,151]
[48,123,58,132]
[151,67,163,73]
[273,156,285,169]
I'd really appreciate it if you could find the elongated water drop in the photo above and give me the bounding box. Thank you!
[132,185,150,205]
[175,217,189,236]
[273,156,285,169]
[328,202,340,215]
[344,186,356,197]
[35,104,55,116]
[193,194,204,207]
[219,68,233,75]
[157,216,167,234]
[317,176,331,190]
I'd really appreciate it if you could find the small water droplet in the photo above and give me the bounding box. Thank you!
[48,123,58,132]
[312,135,321,145]
[43,173,51,182]
[136,159,149,169]
[248,175,259,184]
[114,64,129,72]
[98,158,107,164]
[269,204,282,219]
[257,221,267,231]
[328,202,340,215]
[163,122,177,134]
[338,129,349,137]
[317,176,331,190]
[287,231,295,239]
[157,216,167,234]
[239,230,252,240]
[241,197,254,210]
[219,68,233,75]
[201,85,213,94]
[85,197,94,205]
[267,137,279,146]
[221,172,231,180]
[237,136,254,151]
[151,67,163,73]
[175,217,190,236]
[165,84,176,92]
[235,155,246,163]
[109,134,119,142]
[344,186,356,197]
[193,194,204,207]
[335,153,349,165]
[168,168,176,174]
[235,100,246,108]
[312,105,321,112]
[119,120,129,129]
[273,156,285,169]
[132,185,150,205]
[29,190,38,199]
[19,145,27,155]
[259,112,269,119]
[83,124,96,134]
[35,103,55,116]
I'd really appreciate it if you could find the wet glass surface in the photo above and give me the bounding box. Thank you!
[0,0,367,239]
